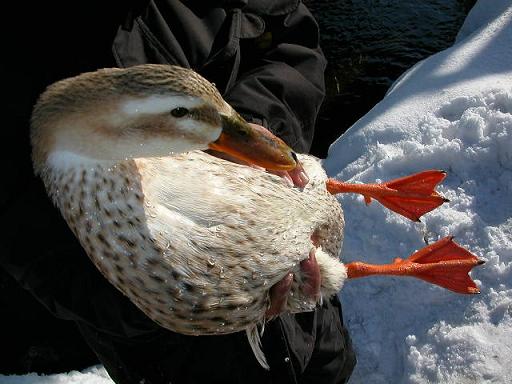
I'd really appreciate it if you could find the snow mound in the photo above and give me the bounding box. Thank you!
[0,366,113,384]
[324,2,512,383]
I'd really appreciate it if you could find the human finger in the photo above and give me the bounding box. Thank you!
[265,273,294,318]
[300,248,321,299]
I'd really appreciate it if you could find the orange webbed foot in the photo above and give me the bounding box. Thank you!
[405,236,483,294]
[326,170,449,221]
[346,237,483,294]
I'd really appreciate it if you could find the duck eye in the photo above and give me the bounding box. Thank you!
[170,107,189,118]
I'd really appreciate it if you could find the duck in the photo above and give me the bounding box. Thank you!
[30,64,483,368]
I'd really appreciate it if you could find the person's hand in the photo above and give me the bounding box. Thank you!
[265,247,321,318]
[244,124,317,316]
[207,122,316,316]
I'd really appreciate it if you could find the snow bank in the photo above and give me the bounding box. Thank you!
[0,366,113,384]
[324,2,512,383]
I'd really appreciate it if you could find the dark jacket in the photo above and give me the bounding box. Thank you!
[0,1,355,383]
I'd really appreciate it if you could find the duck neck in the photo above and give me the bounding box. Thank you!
[41,150,124,206]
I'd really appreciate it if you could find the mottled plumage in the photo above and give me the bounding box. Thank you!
[41,151,345,335]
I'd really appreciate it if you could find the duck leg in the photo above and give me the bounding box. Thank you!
[326,170,449,221]
[345,236,484,294]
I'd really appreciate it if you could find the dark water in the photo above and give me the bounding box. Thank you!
[306,0,476,157]
[0,1,476,376]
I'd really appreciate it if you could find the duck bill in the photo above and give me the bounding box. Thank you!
[208,114,297,171]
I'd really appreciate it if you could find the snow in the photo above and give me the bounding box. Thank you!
[324,2,512,383]
[3,1,511,383]
[0,366,113,384]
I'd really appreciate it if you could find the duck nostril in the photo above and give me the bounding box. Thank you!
[291,151,298,162]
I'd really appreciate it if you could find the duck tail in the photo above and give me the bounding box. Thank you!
[246,323,269,369]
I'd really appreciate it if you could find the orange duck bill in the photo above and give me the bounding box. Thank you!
[345,236,484,294]
[209,114,297,171]
[326,170,449,221]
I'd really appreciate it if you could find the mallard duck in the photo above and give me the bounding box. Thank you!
[30,64,482,368]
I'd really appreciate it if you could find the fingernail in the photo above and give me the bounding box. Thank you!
[309,247,316,261]
[299,170,309,185]
[276,273,294,296]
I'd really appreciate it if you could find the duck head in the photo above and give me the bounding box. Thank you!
[30,64,297,172]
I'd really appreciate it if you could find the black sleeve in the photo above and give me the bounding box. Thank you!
[301,297,357,383]
[0,181,161,340]
[0,1,162,340]
[224,2,327,153]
